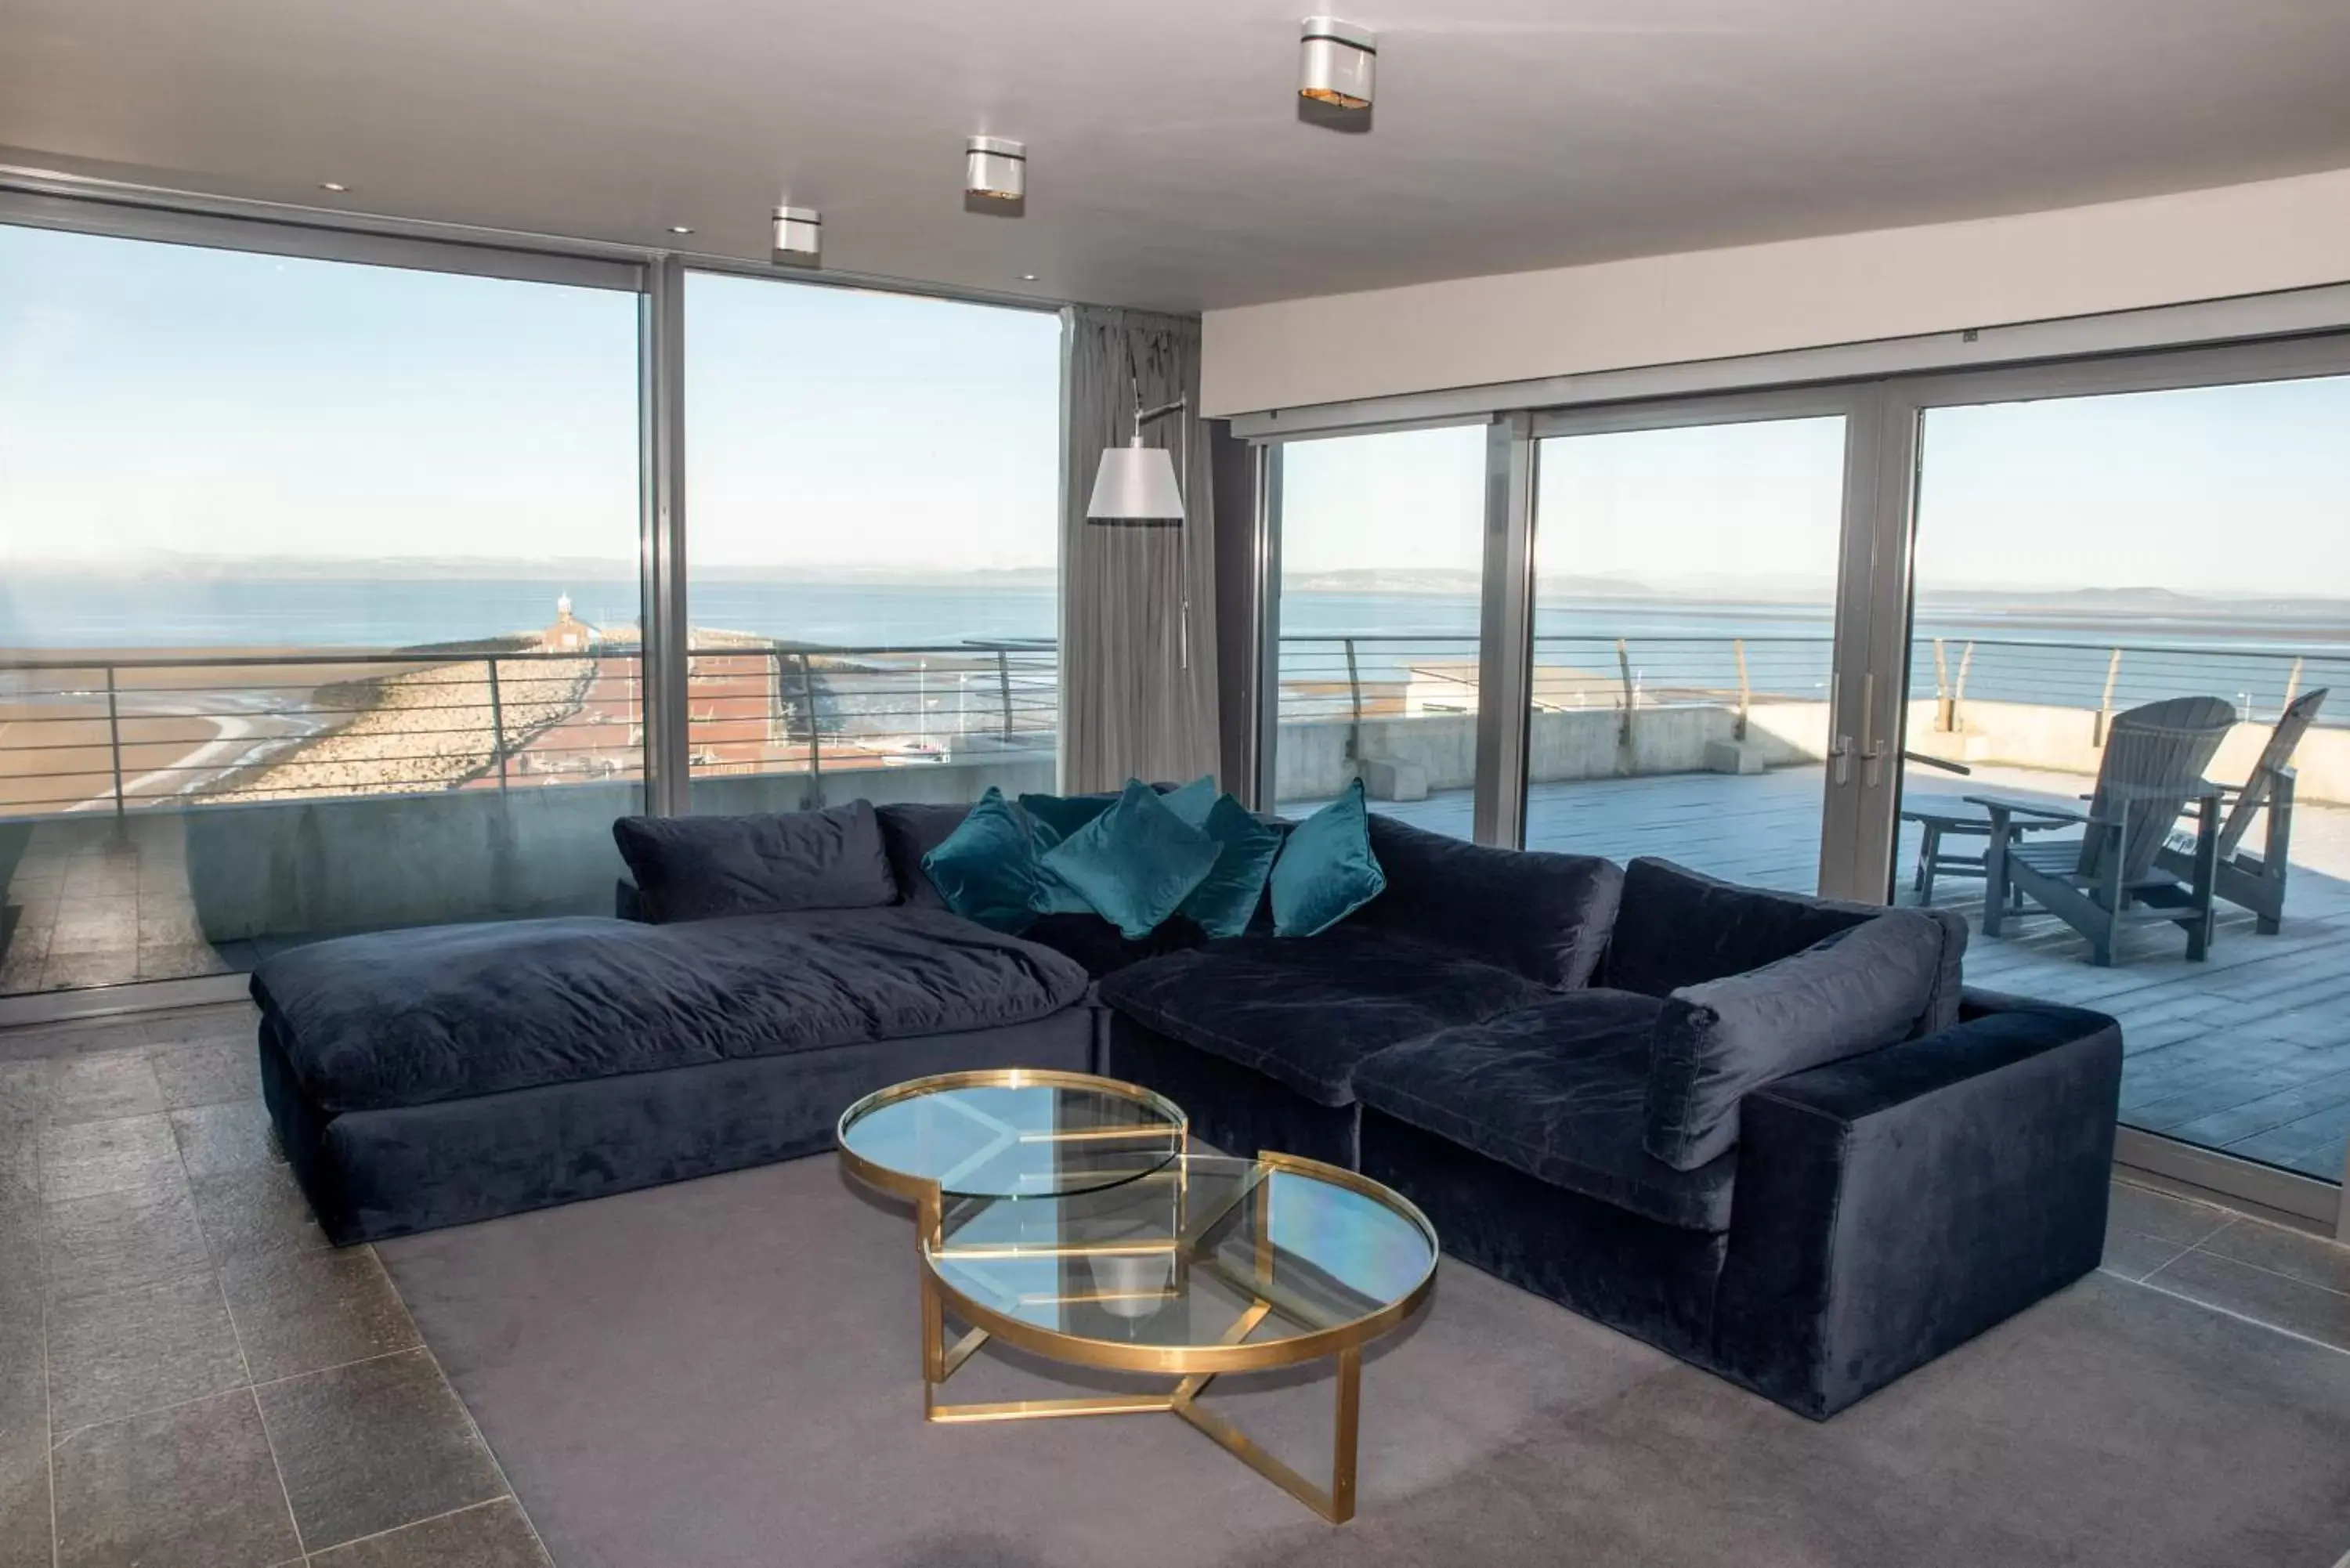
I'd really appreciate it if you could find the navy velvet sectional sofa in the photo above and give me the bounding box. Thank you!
[253,795,2121,1421]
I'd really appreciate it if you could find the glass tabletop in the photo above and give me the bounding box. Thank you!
[836,1071,1187,1201]
[927,1154,1438,1353]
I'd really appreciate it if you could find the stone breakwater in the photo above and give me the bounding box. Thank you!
[208,656,595,802]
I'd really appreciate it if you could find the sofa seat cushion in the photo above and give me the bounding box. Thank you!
[1352,989,1737,1234]
[1096,928,1551,1107]
[251,908,1090,1115]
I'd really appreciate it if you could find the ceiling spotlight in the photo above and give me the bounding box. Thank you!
[667,225,695,236]
[317,182,349,193]
[1019,273,1039,282]
[1299,16,1376,110]
[772,205,821,266]
[965,137,1026,203]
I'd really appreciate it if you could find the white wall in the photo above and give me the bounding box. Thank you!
[1201,167,2350,417]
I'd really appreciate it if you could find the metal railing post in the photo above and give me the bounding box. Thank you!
[1732,638,1752,742]
[486,659,509,791]
[2283,653,2305,712]
[996,650,1014,739]
[1932,638,1954,732]
[1952,641,1976,731]
[1614,638,1636,753]
[2094,647,2122,747]
[797,652,824,807]
[1342,637,1364,766]
[103,665,126,822]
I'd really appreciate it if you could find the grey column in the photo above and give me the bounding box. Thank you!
[1473,414,1536,847]
[639,255,692,815]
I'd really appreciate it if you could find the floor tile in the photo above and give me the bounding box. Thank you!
[43,1180,211,1305]
[2196,1218,2350,1296]
[2144,1247,2350,1352]
[171,1100,278,1178]
[48,1271,251,1436]
[150,1039,263,1110]
[2106,1180,2235,1250]
[39,1115,181,1203]
[222,1249,419,1382]
[257,1350,506,1553]
[192,1165,332,1263]
[2100,1224,2192,1284]
[304,1497,547,1567]
[0,1425,49,1568]
[52,1390,301,1568]
[45,1055,164,1126]
[0,1306,42,1436]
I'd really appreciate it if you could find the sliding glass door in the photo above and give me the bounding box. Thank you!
[1891,367,2350,1204]
[1524,413,1852,891]
[1267,425,1488,840]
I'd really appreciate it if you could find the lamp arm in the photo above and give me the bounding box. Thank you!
[1132,394,1189,434]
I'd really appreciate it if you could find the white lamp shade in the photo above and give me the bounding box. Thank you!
[1086,443,1185,522]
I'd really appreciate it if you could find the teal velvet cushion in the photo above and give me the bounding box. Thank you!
[1180,794,1283,938]
[1019,791,1115,846]
[1159,774,1219,829]
[1270,779,1386,937]
[920,787,1043,933]
[1039,779,1220,939]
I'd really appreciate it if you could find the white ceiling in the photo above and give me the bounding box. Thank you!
[3,0,2348,313]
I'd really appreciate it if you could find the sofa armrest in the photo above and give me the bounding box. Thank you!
[615,878,647,923]
[1711,988,2121,1418]
[1355,815,1623,988]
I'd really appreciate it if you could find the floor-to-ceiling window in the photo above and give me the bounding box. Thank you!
[0,222,644,995]
[1894,372,2350,1191]
[681,273,1063,813]
[1269,425,1487,838]
[1524,415,1849,887]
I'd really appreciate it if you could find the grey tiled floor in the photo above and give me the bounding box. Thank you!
[2,1004,2345,1565]
[0,1002,552,1567]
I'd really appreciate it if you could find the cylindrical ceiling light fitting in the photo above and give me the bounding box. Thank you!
[1299,16,1376,110]
[772,205,821,266]
[965,137,1027,202]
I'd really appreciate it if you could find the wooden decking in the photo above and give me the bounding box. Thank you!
[1309,764,2350,1186]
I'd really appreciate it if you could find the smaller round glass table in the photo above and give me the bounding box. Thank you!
[835,1069,1187,1212]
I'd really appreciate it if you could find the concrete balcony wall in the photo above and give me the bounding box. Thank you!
[182,754,1054,941]
[1905,699,2350,807]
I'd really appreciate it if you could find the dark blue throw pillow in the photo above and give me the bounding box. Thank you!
[612,802,895,923]
[1642,910,1945,1170]
[1179,793,1283,939]
[1269,779,1386,937]
[1039,780,1220,940]
[921,787,1043,934]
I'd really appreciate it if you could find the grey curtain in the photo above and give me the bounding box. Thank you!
[1061,307,1220,793]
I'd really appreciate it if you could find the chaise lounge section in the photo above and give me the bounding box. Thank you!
[256,802,1097,1243]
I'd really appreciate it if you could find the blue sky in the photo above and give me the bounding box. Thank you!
[1281,378,2350,599]
[5,219,2346,601]
[0,222,1062,574]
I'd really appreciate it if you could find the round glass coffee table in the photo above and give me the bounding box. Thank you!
[838,1074,1437,1524]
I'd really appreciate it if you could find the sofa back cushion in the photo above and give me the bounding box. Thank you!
[874,802,971,909]
[612,803,895,923]
[1642,909,1947,1169]
[1353,813,1624,990]
[1608,857,1966,1031]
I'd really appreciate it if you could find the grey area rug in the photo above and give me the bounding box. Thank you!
[379,1157,2350,1568]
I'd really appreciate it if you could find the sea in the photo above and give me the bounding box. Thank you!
[2,574,2345,728]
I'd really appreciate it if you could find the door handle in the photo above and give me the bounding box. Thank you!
[1858,672,1887,787]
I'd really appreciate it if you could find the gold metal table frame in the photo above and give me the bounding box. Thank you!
[836,1071,1439,1525]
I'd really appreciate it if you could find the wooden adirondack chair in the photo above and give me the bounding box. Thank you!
[1971,695,2237,966]
[2153,687,2328,934]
